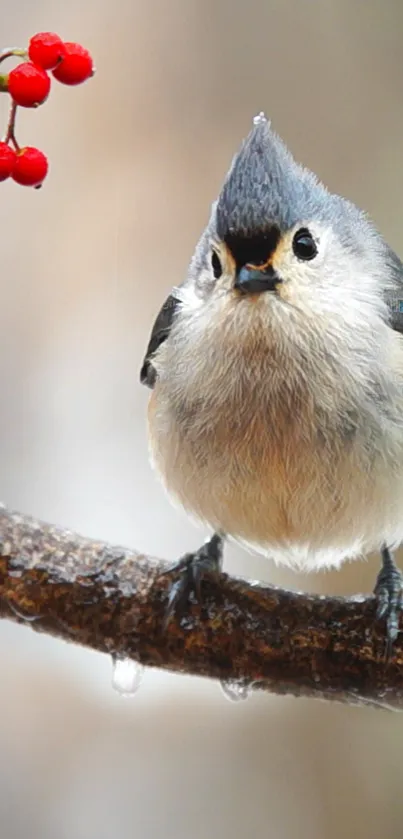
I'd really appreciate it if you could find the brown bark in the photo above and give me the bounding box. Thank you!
[0,504,401,709]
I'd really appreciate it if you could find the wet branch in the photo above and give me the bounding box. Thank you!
[0,504,402,709]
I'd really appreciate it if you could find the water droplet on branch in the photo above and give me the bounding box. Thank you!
[111,655,144,697]
[220,678,251,702]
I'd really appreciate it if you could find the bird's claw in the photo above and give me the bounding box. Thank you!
[161,534,223,627]
[374,549,403,653]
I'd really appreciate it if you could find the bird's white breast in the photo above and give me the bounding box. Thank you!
[148,290,403,570]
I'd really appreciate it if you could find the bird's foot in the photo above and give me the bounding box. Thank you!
[161,533,223,627]
[374,547,403,652]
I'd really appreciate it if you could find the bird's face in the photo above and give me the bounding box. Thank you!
[186,115,389,334]
[208,219,332,309]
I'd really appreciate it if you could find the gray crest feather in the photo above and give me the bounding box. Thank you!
[216,116,325,238]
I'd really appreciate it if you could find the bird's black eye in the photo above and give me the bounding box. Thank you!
[211,250,223,279]
[292,228,317,261]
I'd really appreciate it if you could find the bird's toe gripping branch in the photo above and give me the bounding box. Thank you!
[161,533,224,627]
[374,547,403,652]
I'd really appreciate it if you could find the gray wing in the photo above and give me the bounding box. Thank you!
[140,293,180,388]
[385,245,403,334]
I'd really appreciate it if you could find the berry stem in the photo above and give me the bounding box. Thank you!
[0,47,27,65]
[2,101,20,150]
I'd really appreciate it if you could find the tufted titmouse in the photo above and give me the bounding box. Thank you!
[141,113,403,644]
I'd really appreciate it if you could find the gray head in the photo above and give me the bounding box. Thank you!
[187,113,398,326]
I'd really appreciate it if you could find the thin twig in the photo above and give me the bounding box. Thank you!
[0,48,27,65]
[0,504,402,709]
[2,101,19,149]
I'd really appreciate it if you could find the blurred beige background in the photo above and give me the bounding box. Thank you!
[1,0,403,837]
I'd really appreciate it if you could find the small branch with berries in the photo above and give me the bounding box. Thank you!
[0,32,94,187]
[1,504,403,709]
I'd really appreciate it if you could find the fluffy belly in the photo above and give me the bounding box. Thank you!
[148,383,403,571]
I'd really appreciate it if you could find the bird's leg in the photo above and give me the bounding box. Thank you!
[161,532,224,626]
[374,546,403,649]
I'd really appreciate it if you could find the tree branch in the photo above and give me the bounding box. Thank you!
[0,504,402,709]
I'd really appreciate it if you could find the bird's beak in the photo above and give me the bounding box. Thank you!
[234,264,281,294]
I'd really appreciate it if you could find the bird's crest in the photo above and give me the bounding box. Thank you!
[215,113,324,240]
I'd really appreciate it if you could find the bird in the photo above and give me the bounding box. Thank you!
[140,112,403,645]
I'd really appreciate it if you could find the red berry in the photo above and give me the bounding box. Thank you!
[0,143,17,181]
[28,32,66,70]
[52,42,93,86]
[12,147,48,187]
[8,62,50,107]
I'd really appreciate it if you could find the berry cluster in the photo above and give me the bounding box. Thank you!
[0,32,94,187]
